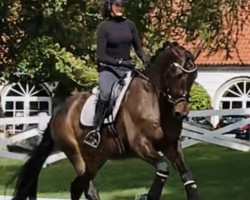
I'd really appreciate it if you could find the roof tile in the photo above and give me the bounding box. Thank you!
[195,25,250,66]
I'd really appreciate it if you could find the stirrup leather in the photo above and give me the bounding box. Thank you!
[84,130,101,148]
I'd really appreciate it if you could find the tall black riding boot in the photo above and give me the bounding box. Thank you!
[84,99,108,148]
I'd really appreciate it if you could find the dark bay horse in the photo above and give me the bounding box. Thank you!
[12,42,201,200]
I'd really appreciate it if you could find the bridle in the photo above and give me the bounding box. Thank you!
[172,61,197,73]
[163,48,197,106]
[165,90,189,106]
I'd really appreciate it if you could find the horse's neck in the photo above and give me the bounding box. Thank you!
[146,64,165,96]
[146,50,171,95]
[146,63,183,130]
[159,95,183,140]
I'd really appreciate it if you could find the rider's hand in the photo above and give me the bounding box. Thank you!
[121,60,135,68]
[142,56,149,66]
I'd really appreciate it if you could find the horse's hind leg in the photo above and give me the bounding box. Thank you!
[58,137,88,200]
[165,142,199,200]
[84,156,106,200]
[66,144,104,200]
[62,141,86,200]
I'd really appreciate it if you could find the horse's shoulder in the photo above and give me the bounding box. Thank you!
[131,76,154,93]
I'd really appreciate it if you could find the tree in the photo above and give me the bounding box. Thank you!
[0,0,99,88]
[0,0,249,88]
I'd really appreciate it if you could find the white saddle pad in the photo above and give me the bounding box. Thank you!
[80,71,133,126]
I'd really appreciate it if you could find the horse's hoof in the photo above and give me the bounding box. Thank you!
[135,193,148,200]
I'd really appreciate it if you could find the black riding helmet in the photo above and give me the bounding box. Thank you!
[100,0,128,18]
[105,0,128,4]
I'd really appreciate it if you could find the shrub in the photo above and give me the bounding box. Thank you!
[189,83,211,110]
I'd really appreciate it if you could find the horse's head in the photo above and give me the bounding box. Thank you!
[147,42,201,120]
[164,44,198,119]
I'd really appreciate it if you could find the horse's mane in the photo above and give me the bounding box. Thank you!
[148,41,179,67]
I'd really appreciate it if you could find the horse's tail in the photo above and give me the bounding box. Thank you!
[11,124,54,199]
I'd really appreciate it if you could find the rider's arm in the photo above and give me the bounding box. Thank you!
[97,23,119,65]
[130,21,147,64]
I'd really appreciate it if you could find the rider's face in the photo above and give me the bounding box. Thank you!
[111,2,124,17]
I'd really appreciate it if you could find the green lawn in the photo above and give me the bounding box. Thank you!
[1,143,250,200]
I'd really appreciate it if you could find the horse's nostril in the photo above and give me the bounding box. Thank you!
[175,112,182,119]
[175,112,187,120]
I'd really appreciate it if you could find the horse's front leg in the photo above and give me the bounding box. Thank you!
[135,138,169,200]
[88,180,100,200]
[147,152,169,200]
[165,142,200,200]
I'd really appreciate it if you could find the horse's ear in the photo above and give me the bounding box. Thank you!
[192,43,203,61]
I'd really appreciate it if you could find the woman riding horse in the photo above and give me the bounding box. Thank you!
[84,0,148,148]
[11,41,201,200]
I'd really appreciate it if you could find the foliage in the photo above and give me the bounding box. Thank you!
[0,0,100,89]
[141,0,249,58]
[189,83,211,110]
[15,36,97,89]
[0,0,249,88]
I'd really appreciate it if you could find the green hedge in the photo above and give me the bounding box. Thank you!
[189,83,211,110]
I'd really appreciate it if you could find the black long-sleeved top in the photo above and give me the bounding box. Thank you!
[97,16,144,66]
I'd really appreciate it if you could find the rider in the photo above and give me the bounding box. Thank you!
[84,0,147,148]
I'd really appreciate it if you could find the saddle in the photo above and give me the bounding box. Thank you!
[81,68,148,149]
[80,70,133,127]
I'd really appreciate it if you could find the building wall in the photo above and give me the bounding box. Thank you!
[196,69,250,125]
[196,70,250,99]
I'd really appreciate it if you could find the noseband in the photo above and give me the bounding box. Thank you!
[166,90,189,106]
[165,57,197,106]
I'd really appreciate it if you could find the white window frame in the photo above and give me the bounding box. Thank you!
[1,82,52,135]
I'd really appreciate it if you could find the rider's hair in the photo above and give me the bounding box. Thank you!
[100,2,111,19]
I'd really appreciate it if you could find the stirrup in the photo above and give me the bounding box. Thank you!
[84,130,101,148]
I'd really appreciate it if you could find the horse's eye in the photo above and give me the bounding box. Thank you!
[177,73,182,79]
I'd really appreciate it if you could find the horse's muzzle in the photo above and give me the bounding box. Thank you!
[173,101,189,120]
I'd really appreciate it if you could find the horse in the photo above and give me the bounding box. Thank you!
[11,42,201,200]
